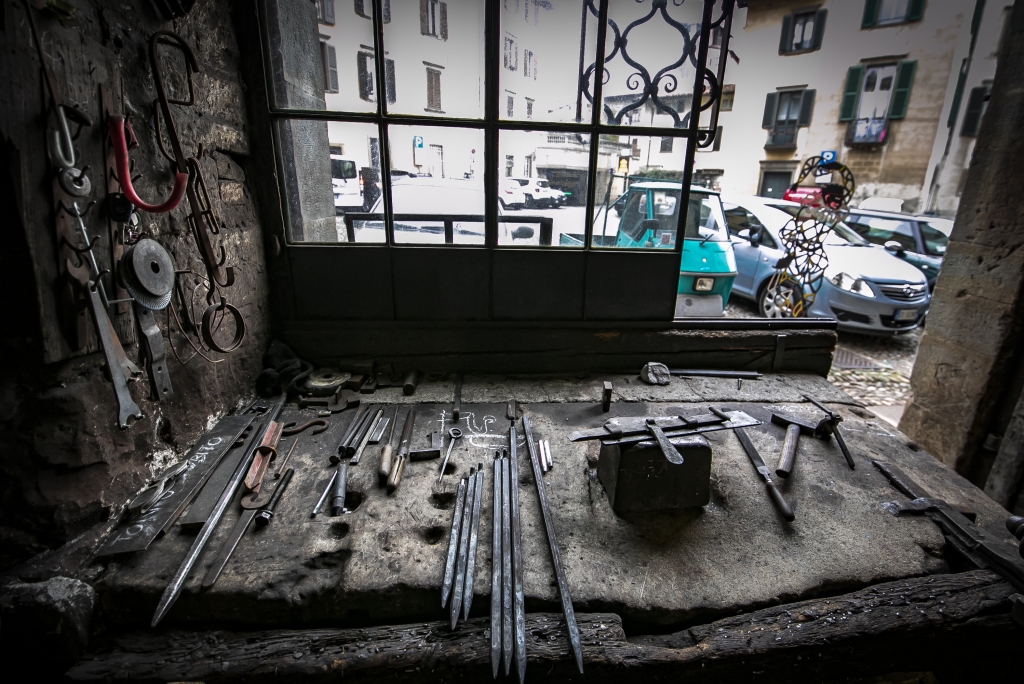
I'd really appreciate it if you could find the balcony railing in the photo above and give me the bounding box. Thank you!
[765,124,798,149]
[849,118,889,145]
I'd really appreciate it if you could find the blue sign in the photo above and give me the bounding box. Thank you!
[820,150,837,164]
[413,136,424,149]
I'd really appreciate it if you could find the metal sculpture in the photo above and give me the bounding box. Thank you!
[762,157,856,318]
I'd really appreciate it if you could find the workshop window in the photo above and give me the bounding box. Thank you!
[762,89,815,148]
[960,84,990,137]
[319,0,335,25]
[779,9,826,55]
[861,0,925,29]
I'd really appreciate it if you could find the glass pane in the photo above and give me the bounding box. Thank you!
[497,130,590,247]
[277,120,383,243]
[387,125,485,244]
[599,0,706,127]
[383,0,485,119]
[590,135,691,247]
[499,1,599,124]
[264,0,379,113]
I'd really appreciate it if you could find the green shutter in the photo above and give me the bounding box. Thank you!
[779,14,793,54]
[861,0,880,28]
[762,92,779,128]
[888,60,917,120]
[798,89,816,126]
[811,9,828,50]
[947,62,967,128]
[906,0,926,22]
[839,65,864,122]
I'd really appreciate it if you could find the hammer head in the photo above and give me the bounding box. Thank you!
[771,411,833,439]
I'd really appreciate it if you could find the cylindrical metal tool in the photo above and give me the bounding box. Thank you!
[330,462,349,516]
[351,408,382,464]
[378,408,399,486]
[776,423,801,478]
[403,370,420,395]
[310,470,337,518]
[255,468,293,528]
[343,407,376,456]
[387,408,416,493]
[332,405,368,464]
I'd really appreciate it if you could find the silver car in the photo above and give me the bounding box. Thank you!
[721,195,931,335]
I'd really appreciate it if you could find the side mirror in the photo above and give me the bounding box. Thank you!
[884,240,906,256]
[613,202,623,216]
[639,218,661,234]
[738,228,761,247]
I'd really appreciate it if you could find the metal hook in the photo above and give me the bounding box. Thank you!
[108,116,188,214]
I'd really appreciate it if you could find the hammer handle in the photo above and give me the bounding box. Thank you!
[378,443,394,486]
[766,481,795,522]
[776,423,800,478]
[387,454,406,494]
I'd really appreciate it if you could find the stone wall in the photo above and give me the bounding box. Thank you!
[900,3,1024,491]
[0,0,270,570]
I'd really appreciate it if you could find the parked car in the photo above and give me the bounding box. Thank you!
[844,209,952,289]
[721,195,931,335]
[331,155,363,213]
[499,178,527,210]
[509,177,563,208]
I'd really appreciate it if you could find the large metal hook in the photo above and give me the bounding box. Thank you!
[108,116,188,214]
[149,31,199,170]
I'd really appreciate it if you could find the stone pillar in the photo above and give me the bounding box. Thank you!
[900,3,1024,486]
[264,0,336,242]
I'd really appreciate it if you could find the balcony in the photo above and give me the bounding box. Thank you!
[765,124,798,149]
[848,118,888,145]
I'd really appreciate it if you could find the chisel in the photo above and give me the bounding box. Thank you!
[500,452,513,676]
[490,452,503,679]
[463,464,484,621]
[441,477,468,610]
[509,425,526,683]
[378,408,399,486]
[451,467,475,629]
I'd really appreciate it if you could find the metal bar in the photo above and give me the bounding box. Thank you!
[522,416,583,673]
[451,469,475,629]
[509,426,526,682]
[734,427,795,522]
[201,508,258,589]
[351,408,383,464]
[463,465,485,621]
[500,453,513,676]
[310,469,336,518]
[442,477,468,610]
[490,453,504,679]
[670,369,762,379]
[453,374,463,422]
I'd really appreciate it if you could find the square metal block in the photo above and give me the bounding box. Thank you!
[597,435,712,515]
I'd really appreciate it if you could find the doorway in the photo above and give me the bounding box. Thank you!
[759,171,792,199]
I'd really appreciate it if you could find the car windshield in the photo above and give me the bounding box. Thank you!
[766,204,870,246]
[919,219,952,256]
[536,180,549,188]
[615,188,728,245]
[331,159,357,179]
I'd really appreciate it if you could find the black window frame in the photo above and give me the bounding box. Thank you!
[861,0,926,29]
[762,88,815,148]
[779,7,827,55]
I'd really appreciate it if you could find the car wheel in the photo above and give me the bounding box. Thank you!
[759,277,800,318]
[524,194,535,208]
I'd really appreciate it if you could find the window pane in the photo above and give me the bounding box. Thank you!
[599,0,706,127]
[500,1,599,123]
[497,130,590,247]
[920,220,951,256]
[276,120,383,243]
[383,0,485,119]
[388,125,485,245]
[590,134,693,247]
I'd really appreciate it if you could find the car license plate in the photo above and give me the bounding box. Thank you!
[894,309,917,322]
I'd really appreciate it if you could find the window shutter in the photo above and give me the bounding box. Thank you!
[861,0,879,28]
[419,0,429,35]
[385,58,397,104]
[779,14,793,54]
[383,0,391,23]
[888,60,916,120]
[762,92,778,128]
[947,64,967,128]
[357,52,372,100]
[354,0,366,19]
[713,126,723,152]
[798,89,816,126]
[324,0,335,24]
[327,44,339,93]
[960,86,987,136]
[811,9,827,50]
[839,65,863,122]
[440,2,448,41]
[906,0,926,22]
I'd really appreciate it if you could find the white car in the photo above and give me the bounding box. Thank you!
[509,177,562,208]
[499,178,527,210]
[331,155,363,212]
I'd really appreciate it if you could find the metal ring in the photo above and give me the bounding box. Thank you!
[200,299,245,353]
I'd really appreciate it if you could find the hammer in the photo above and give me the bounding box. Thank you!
[803,395,856,470]
[769,411,833,478]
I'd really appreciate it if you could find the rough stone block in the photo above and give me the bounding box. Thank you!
[0,577,96,674]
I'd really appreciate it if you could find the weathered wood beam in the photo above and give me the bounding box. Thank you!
[69,570,1018,682]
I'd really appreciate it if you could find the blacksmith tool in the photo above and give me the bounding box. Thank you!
[733,426,795,522]
[569,409,758,444]
[500,451,513,676]
[127,460,188,516]
[602,381,613,412]
[508,425,527,682]
[310,470,337,518]
[155,395,286,624]
[368,415,389,443]
[804,395,856,469]
[243,420,283,492]
[645,417,684,465]
[769,410,834,476]
[411,430,443,461]
[403,370,420,395]
[462,464,484,622]
[490,452,504,679]
[874,461,1024,592]
[333,405,368,464]
[670,369,761,379]
[775,421,801,478]
[538,438,548,474]
[453,374,463,421]
[351,408,383,464]
[543,440,553,470]
[254,464,294,528]
[387,409,416,493]
[442,477,468,610]
[298,388,359,416]
[378,408,399,486]
[523,416,583,673]
[343,406,377,458]
[438,427,464,484]
[451,467,476,629]
[330,461,350,516]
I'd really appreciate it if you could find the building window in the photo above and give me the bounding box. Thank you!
[420,0,448,39]
[710,26,723,48]
[861,0,925,29]
[523,156,532,177]
[321,39,339,93]
[524,50,537,79]
[779,9,826,54]
[838,61,916,144]
[503,35,518,71]
[426,66,443,112]
[506,92,515,118]
[660,137,674,153]
[525,97,534,120]
[505,155,514,177]
[357,52,396,104]
[960,83,991,137]
[720,84,735,111]
[355,0,391,22]
[762,89,815,148]
[318,0,335,25]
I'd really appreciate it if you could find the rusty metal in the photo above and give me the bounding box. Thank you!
[500,451,513,676]
[330,461,349,516]
[734,427,795,522]
[387,409,416,493]
[351,409,383,465]
[453,374,463,421]
[281,419,329,436]
[769,411,833,439]
[243,421,282,492]
[645,418,684,465]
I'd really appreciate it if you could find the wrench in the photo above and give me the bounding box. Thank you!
[438,427,463,483]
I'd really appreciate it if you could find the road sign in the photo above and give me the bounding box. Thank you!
[820,150,837,164]
[413,136,424,149]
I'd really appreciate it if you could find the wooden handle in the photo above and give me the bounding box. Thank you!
[776,423,800,478]
[378,444,394,486]
[387,454,406,493]
[766,482,795,522]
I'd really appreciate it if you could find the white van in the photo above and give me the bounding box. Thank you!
[331,155,363,212]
